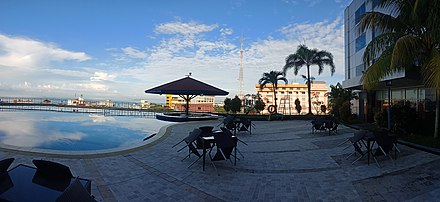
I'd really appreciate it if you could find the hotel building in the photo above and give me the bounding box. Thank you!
[343,0,435,121]
[256,82,328,115]
[165,94,215,113]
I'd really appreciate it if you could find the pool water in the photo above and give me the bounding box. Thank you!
[0,111,169,151]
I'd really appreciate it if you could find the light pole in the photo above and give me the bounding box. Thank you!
[386,80,392,130]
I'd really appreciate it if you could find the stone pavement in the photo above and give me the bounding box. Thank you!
[1,119,440,201]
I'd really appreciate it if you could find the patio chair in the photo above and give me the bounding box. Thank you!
[195,126,214,149]
[311,117,326,134]
[209,131,235,175]
[0,158,14,174]
[32,160,73,191]
[32,160,73,179]
[238,118,255,135]
[325,120,339,135]
[175,129,203,168]
[373,130,400,165]
[344,131,368,165]
[56,177,96,202]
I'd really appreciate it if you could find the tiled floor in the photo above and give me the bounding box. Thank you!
[2,119,440,201]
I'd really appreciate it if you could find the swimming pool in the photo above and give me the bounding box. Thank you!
[0,110,170,153]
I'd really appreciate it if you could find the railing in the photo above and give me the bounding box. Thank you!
[0,104,156,117]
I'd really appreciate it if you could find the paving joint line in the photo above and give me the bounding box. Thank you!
[125,154,225,201]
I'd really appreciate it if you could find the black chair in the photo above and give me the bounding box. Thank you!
[209,131,235,175]
[32,160,73,191]
[32,160,73,179]
[174,129,203,168]
[323,116,339,135]
[345,131,367,164]
[311,118,326,134]
[374,130,400,166]
[196,126,214,149]
[56,177,96,202]
[238,118,255,135]
[0,158,14,174]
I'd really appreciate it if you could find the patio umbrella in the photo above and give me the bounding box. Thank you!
[145,76,229,116]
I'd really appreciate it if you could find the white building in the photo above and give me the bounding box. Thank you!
[343,0,434,121]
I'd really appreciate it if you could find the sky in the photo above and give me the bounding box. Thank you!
[0,0,351,103]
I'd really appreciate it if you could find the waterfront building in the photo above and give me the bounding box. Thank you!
[97,100,114,108]
[343,0,434,122]
[140,100,151,109]
[256,82,328,115]
[67,95,86,106]
[165,94,215,113]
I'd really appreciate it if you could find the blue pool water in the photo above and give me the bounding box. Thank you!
[0,111,169,151]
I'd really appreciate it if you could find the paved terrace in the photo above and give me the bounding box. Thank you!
[2,119,440,201]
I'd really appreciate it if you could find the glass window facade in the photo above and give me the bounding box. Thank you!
[355,3,365,24]
[355,33,366,52]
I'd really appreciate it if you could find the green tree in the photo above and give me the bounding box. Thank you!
[294,98,302,114]
[320,105,327,115]
[258,71,288,114]
[359,0,440,137]
[230,96,242,114]
[283,44,335,115]
[223,97,231,113]
[254,98,266,114]
[328,83,358,119]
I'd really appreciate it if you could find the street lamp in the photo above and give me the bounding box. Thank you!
[386,80,392,130]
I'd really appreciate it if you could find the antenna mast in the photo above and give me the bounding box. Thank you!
[238,35,244,98]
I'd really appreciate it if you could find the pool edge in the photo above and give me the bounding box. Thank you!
[0,123,177,159]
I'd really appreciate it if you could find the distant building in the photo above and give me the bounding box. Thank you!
[140,100,151,109]
[256,82,328,115]
[165,94,215,113]
[42,99,51,104]
[67,95,86,106]
[97,100,114,108]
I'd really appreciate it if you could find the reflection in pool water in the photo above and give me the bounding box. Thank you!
[0,111,169,151]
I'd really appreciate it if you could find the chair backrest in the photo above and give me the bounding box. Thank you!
[374,130,393,148]
[240,118,251,127]
[56,178,95,202]
[199,126,213,137]
[212,132,235,160]
[0,158,14,174]
[32,160,73,179]
[223,115,235,124]
[185,128,202,143]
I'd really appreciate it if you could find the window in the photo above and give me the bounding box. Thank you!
[355,3,365,25]
[302,92,306,94]
[288,92,292,94]
[355,33,366,52]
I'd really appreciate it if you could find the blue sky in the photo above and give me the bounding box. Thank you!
[0,0,351,103]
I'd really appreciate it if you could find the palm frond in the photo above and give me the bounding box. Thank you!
[359,11,399,34]
[361,49,393,90]
[363,32,402,67]
[422,48,440,88]
[390,35,421,71]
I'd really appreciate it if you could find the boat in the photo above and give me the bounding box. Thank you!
[155,112,219,122]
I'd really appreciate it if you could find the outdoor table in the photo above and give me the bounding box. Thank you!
[202,135,237,171]
[0,164,91,201]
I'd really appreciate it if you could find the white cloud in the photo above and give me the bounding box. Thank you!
[155,21,218,35]
[90,72,116,81]
[122,47,148,59]
[0,34,90,68]
[220,28,233,36]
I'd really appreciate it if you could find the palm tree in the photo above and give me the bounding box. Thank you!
[359,0,440,137]
[301,75,315,85]
[258,71,288,114]
[283,44,335,115]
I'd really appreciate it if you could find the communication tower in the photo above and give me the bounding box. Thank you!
[238,35,244,98]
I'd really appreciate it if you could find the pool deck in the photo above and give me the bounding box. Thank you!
[2,119,440,201]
